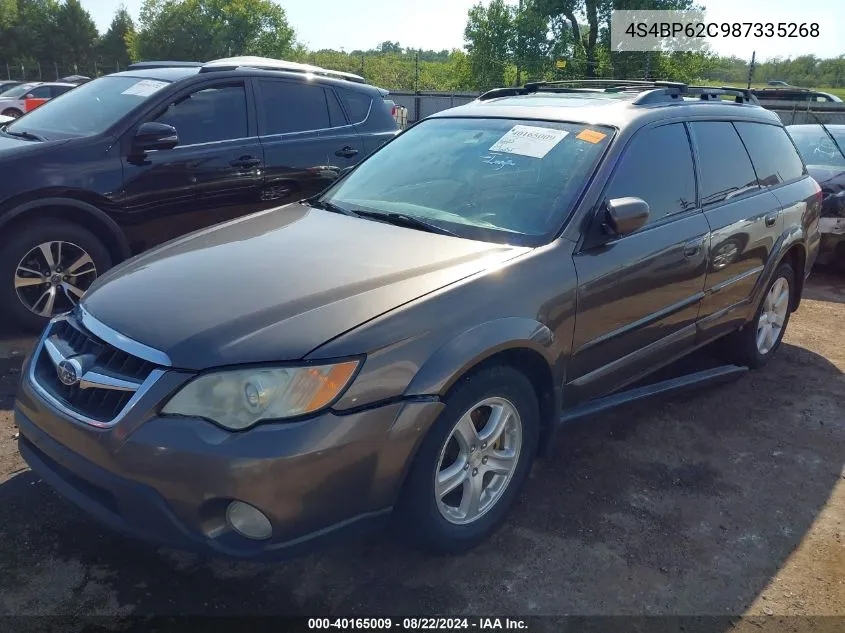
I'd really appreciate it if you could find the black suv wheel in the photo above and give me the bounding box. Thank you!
[0,220,111,331]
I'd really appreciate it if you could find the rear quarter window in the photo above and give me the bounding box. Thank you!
[336,88,372,124]
[735,122,806,186]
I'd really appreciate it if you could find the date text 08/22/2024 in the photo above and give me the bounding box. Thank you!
[307,618,529,630]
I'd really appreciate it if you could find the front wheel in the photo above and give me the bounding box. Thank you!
[1,108,22,119]
[395,365,539,554]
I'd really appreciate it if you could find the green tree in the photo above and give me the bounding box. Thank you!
[135,0,296,62]
[464,0,514,91]
[98,5,135,70]
[0,0,17,28]
[54,0,98,67]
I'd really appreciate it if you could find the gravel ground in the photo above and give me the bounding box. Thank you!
[0,272,843,629]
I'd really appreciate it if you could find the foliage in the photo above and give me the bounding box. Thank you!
[98,5,135,69]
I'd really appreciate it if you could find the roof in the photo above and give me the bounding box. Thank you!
[109,67,202,82]
[430,90,781,129]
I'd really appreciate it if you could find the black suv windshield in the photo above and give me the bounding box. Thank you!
[4,76,171,138]
[321,117,614,246]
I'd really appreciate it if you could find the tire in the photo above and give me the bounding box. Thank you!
[1,108,22,118]
[395,364,540,554]
[721,261,795,369]
[0,220,112,332]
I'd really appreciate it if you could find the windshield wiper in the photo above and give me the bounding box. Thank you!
[3,129,46,142]
[305,198,361,217]
[353,210,459,237]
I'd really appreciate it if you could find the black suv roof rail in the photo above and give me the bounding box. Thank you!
[127,61,204,70]
[479,79,758,105]
[199,56,367,84]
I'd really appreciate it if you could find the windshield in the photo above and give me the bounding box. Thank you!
[321,117,614,245]
[788,125,845,168]
[0,83,38,99]
[4,76,171,138]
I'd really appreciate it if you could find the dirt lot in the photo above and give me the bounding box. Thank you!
[0,272,843,629]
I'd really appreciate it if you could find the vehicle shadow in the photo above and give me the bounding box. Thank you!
[804,267,845,304]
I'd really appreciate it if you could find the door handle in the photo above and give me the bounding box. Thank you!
[335,146,359,159]
[230,156,261,169]
[683,237,705,258]
[764,211,779,227]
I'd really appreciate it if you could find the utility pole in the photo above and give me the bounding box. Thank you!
[515,0,523,86]
[360,53,365,77]
[414,50,420,93]
[747,50,756,89]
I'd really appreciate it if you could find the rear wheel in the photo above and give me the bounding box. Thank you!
[721,262,794,368]
[0,220,111,332]
[396,365,539,554]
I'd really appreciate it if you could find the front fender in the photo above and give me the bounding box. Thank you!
[404,317,558,397]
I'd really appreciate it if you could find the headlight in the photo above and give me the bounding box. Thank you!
[161,361,360,430]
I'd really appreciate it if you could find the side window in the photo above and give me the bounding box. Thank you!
[326,89,348,128]
[258,80,330,134]
[51,85,73,97]
[336,88,372,124]
[689,122,759,206]
[29,86,52,98]
[735,122,806,186]
[605,123,696,226]
[155,83,248,146]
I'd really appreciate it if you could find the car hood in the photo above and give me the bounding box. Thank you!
[82,204,529,369]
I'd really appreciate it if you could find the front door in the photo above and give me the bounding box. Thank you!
[119,79,264,250]
[253,78,365,208]
[569,122,709,403]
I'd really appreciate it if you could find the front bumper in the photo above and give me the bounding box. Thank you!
[15,362,443,560]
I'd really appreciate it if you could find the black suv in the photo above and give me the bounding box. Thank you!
[16,81,821,558]
[0,57,398,331]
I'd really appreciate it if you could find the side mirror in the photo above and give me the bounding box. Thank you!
[24,94,34,99]
[133,122,179,152]
[604,197,650,236]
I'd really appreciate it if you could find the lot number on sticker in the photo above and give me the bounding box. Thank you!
[576,129,607,144]
[489,125,569,158]
[121,80,169,97]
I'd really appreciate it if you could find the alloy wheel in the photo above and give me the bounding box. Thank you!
[434,396,523,525]
[757,276,790,355]
[14,241,98,317]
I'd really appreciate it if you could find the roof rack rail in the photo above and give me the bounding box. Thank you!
[632,85,758,105]
[127,61,204,70]
[199,56,367,84]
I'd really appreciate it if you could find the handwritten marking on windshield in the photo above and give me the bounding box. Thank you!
[481,154,517,170]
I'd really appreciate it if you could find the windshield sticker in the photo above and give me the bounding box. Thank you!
[121,80,169,97]
[576,129,607,144]
[481,154,517,170]
[489,125,569,158]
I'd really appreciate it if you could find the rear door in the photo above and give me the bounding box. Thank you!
[690,121,787,342]
[254,78,365,209]
[569,122,709,402]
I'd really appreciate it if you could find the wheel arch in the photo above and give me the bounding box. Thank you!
[404,317,563,456]
[0,198,131,265]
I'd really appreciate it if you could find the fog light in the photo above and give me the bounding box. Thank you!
[225,501,272,540]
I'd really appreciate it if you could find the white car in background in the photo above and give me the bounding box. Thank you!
[0,82,76,118]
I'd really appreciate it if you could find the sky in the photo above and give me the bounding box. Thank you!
[81,0,843,62]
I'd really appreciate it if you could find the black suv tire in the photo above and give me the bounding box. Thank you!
[0,220,111,332]
[396,364,540,554]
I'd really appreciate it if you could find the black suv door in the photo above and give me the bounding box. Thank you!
[569,122,709,402]
[119,79,263,249]
[254,78,365,208]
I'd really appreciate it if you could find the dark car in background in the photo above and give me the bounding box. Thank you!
[752,87,843,103]
[788,123,845,269]
[0,56,399,331]
[15,80,820,560]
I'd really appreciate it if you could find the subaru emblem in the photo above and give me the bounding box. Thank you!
[57,359,81,387]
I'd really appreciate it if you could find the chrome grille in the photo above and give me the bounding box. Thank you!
[30,314,162,426]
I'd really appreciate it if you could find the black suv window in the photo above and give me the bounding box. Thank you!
[605,123,696,225]
[689,122,759,206]
[258,80,331,135]
[735,122,805,186]
[156,83,248,146]
[336,88,372,124]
